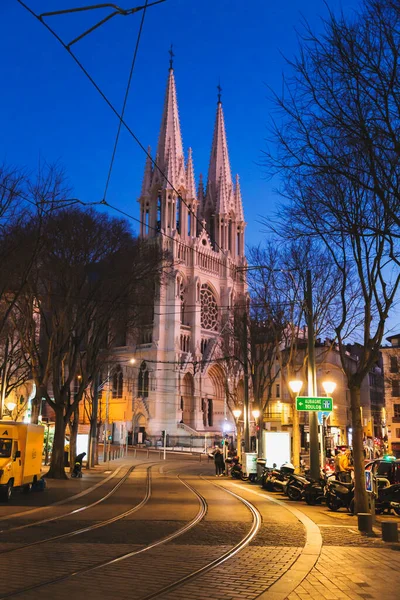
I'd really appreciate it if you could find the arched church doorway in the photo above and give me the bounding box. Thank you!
[204,364,225,430]
[181,373,195,427]
[133,413,147,445]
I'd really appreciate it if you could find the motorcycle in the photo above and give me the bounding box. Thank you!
[375,479,400,516]
[227,457,248,481]
[262,463,294,494]
[304,472,333,505]
[325,477,355,514]
[286,473,310,501]
[71,460,83,478]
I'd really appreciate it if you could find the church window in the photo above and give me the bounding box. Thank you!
[145,209,149,235]
[187,205,191,236]
[208,398,213,426]
[138,361,149,398]
[200,284,218,331]
[112,366,123,399]
[176,196,181,233]
[181,296,185,324]
[228,220,232,252]
[156,196,162,232]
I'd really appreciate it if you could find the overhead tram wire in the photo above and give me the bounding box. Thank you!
[16,0,226,256]
[102,0,150,203]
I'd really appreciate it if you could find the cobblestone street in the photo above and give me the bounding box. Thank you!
[0,453,399,600]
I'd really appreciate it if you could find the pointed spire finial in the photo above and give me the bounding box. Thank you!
[217,79,222,104]
[169,43,174,70]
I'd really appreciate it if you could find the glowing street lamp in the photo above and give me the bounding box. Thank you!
[322,380,337,395]
[289,380,303,394]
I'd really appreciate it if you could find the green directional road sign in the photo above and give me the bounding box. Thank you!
[296,397,333,411]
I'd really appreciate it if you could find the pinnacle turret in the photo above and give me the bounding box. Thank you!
[140,147,153,197]
[235,174,244,222]
[186,148,197,200]
[151,68,185,190]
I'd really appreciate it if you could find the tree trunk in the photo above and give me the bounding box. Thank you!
[350,385,368,514]
[69,405,79,472]
[46,406,68,479]
[292,400,301,473]
[30,391,42,424]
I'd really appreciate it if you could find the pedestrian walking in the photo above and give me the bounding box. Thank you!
[213,448,225,476]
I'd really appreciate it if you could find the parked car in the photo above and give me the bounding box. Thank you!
[365,458,400,485]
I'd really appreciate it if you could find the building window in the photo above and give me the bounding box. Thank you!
[396,428,400,439]
[138,362,149,398]
[394,404,400,420]
[112,366,123,399]
[156,195,162,232]
[276,384,280,398]
[200,284,218,331]
[392,381,400,397]
[208,398,213,426]
[176,196,181,233]
[390,356,399,373]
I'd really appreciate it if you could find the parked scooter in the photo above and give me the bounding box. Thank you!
[71,452,86,479]
[286,473,310,501]
[262,463,294,494]
[325,477,355,514]
[226,457,248,481]
[375,478,400,515]
[304,472,334,505]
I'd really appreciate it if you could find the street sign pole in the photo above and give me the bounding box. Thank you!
[306,270,320,481]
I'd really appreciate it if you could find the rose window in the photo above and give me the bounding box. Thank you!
[200,285,218,330]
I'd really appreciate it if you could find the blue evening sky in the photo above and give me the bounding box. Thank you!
[1,0,398,332]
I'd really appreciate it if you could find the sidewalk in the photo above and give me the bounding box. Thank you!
[288,546,400,600]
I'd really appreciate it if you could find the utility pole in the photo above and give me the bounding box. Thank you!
[306,269,320,480]
[103,365,110,464]
[88,372,100,468]
[243,310,250,453]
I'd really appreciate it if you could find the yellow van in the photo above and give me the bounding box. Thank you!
[0,422,44,501]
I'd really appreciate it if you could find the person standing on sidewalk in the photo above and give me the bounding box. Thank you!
[213,448,225,476]
[336,449,353,483]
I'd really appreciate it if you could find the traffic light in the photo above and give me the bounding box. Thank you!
[161,430,166,441]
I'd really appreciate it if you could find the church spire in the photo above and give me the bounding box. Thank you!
[206,93,233,215]
[152,62,185,190]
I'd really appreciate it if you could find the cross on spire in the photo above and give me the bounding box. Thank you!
[217,80,222,103]
[169,44,174,70]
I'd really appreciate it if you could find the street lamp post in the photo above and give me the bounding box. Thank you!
[252,409,260,455]
[321,380,337,468]
[289,380,303,472]
[233,408,242,460]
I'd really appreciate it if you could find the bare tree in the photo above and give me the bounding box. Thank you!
[247,241,342,470]
[264,0,400,512]
[12,207,165,478]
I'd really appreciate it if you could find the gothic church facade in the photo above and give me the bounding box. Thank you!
[111,65,247,444]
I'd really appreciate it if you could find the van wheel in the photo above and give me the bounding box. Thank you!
[0,482,13,502]
[23,483,32,494]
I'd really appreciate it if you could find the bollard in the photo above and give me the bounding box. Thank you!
[358,513,373,535]
[147,449,149,459]
[134,448,137,458]
[382,521,398,543]
[199,453,202,462]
